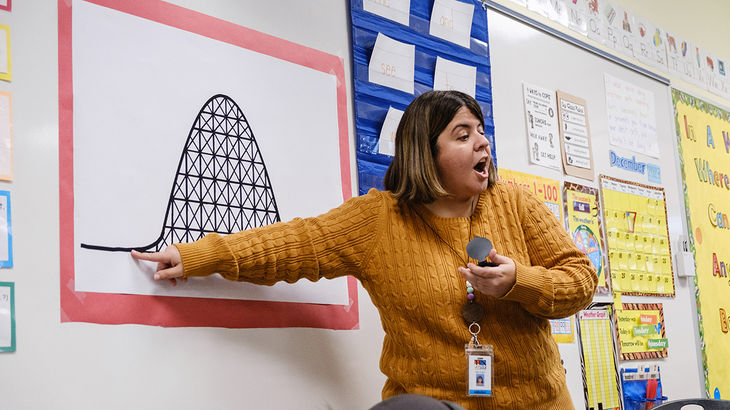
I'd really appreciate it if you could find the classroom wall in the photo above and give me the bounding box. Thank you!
[0,1,728,409]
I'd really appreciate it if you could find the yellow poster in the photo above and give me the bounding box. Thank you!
[563,182,608,293]
[673,89,730,399]
[498,168,561,222]
[578,308,621,410]
[0,25,10,82]
[614,303,667,360]
[600,175,674,297]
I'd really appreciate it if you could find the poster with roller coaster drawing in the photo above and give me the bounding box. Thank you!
[59,0,356,328]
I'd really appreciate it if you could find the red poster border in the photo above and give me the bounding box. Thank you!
[58,0,358,329]
[0,0,10,12]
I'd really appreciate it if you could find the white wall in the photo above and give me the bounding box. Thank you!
[1,1,729,409]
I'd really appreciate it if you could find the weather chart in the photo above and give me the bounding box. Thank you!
[563,182,608,294]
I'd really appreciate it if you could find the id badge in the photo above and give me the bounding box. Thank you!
[465,344,493,396]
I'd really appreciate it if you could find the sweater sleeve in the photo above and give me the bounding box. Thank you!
[173,189,385,285]
[500,187,598,319]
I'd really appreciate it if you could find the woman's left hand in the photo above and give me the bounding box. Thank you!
[458,248,516,298]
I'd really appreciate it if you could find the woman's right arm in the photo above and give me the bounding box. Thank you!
[132,190,386,286]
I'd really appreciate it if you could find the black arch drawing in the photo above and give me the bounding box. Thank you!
[81,94,281,252]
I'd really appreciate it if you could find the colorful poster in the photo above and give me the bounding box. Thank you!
[550,316,575,343]
[577,307,621,410]
[0,190,11,268]
[497,168,561,222]
[633,16,667,72]
[522,83,561,171]
[544,0,569,27]
[563,182,607,293]
[0,282,14,352]
[0,91,11,181]
[0,25,10,82]
[614,303,667,360]
[585,0,608,46]
[600,175,674,297]
[605,4,637,60]
[564,0,588,36]
[557,90,594,180]
[673,89,730,399]
[665,31,689,82]
[604,74,659,158]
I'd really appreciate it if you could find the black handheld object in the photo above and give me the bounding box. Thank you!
[467,236,498,267]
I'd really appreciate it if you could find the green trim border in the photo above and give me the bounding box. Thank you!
[0,281,15,352]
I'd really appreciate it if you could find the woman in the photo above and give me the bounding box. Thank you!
[132,90,597,409]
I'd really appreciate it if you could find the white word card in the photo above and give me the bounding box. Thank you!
[368,33,415,94]
[429,0,474,48]
[378,106,405,156]
[363,0,411,26]
[434,56,476,97]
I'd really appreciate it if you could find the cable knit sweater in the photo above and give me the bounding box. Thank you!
[175,182,597,409]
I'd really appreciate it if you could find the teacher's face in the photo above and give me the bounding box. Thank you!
[434,106,490,200]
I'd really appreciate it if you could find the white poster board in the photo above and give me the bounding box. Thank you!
[72,0,348,305]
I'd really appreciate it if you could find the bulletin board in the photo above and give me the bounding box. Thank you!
[350,0,496,194]
[673,88,730,399]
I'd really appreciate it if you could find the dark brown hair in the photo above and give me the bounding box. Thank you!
[383,90,496,203]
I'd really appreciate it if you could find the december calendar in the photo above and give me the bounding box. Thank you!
[600,175,675,297]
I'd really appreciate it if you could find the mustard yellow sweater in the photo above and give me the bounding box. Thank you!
[176,182,597,409]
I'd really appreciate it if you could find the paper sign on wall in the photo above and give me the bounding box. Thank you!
[0,282,14,352]
[368,32,415,94]
[0,25,11,82]
[0,190,11,268]
[578,307,622,410]
[604,74,659,158]
[564,0,587,36]
[585,0,607,45]
[563,182,608,294]
[613,303,667,360]
[550,316,574,343]
[557,90,593,180]
[498,168,561,222]
[522,83,561,171]
[0,91,11,181]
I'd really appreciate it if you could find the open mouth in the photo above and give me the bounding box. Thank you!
[474,158,488,173]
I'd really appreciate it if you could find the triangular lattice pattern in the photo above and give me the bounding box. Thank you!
[81,94,281,252]
[159,94,280,250]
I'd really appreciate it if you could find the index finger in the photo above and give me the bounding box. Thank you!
[131,249,168,263]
